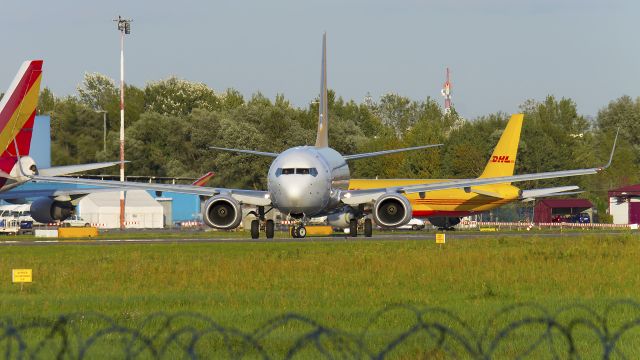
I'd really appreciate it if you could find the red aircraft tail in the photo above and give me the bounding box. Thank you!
[0,60,43,162]
[192,171,215,186]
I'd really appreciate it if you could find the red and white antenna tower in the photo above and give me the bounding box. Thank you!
[441,67,452,114]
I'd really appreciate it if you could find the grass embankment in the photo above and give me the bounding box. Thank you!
[1,235,639,357]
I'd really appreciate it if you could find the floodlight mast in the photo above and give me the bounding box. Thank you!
[114,15,132,230]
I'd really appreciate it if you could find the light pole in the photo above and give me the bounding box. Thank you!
[114,15,132,230]
[96,110,107,153]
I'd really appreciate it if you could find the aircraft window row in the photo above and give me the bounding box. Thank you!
[276,168,318,176]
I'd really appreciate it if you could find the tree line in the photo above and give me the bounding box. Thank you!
[36,73,640,217]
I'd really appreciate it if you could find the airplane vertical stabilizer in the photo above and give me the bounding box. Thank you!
[478,113,523,181]
[315,33,329,148]
[0,60,42,158]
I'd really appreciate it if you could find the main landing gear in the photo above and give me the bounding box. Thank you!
[249,206,275,239]
[348,218,373,238]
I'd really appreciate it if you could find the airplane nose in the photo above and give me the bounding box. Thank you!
[272,176,325,213]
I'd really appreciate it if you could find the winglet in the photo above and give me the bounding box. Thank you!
[600,128,619,170]
[315,32,329,148]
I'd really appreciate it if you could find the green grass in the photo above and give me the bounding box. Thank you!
[1,234,639,358]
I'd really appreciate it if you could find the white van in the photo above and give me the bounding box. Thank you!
[397,218,426,230]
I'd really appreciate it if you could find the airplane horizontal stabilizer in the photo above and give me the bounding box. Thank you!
[343,144,443,161]
[519,186,580,200]
[209,146,279,157]
[37,161,125,177]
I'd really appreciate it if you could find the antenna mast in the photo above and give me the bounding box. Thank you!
[441,67,452,114]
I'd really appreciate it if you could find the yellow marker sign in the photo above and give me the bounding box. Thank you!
[12,269,32,283]
[436,233,446,244]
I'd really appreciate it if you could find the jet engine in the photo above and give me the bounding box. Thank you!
[428,216,461,229]
[203,195,243,230]
[30,198,74,223]
[372,193,412,228]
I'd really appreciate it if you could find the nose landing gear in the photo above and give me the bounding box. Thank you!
[290,225,307,238]
[249,206,275,239]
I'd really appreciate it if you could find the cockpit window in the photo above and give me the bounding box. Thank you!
[296,168,318,176]
[275,168,318,177]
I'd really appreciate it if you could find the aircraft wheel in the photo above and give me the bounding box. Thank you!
[364,218,373,237]
[349,219,358,237]
[250,220,260,239]
[265,220,275,239]
[297,226,307,238]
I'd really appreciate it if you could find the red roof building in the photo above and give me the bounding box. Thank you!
[533,199,593,224]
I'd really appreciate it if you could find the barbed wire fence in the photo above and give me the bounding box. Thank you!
[1,300,639,359]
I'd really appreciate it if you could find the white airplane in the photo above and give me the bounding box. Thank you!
[23,34,616,238]
[0,60,122,221]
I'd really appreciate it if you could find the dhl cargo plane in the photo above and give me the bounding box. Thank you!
[349,114,615,229]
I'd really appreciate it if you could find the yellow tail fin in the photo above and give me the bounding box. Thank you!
[478,114,524,180]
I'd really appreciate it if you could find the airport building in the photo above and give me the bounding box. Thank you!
[608,184,640,225]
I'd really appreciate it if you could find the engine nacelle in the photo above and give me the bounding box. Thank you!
[372,193,412,228]
[203,195,243,230]
[30,198,74,223]
[326,209,355,228]
[428,216,461,229]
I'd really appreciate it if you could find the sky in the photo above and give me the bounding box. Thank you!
[2,0,638,118]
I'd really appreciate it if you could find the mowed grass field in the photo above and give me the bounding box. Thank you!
[1,234,640,358]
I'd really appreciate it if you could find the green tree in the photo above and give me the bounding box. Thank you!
[38,87,56,115]
[144,77,219,116]
[77,73,118,111]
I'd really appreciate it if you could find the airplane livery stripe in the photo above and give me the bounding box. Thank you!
[0,72,41,155]
[0,61,43,128]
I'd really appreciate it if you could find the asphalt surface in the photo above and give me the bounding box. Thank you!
[0,231,633,246]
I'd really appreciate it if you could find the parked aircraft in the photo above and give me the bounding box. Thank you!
[24,35,616,238]
[0,60,122,221]
[348,114,613,229]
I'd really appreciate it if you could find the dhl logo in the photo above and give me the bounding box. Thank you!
[491,155,514,163]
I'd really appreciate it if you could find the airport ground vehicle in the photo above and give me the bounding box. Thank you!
[397,218,426,230]
[60,215,91,227]
[552,213,591,224]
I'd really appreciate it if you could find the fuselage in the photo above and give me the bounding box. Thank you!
[349,178,521,218]
[267,146,349,217]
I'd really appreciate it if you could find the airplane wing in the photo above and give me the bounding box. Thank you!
[519,186,581,201]
[342,166,603,205]
[28,176,272,206]
[0,187,139,203]
[37,161,124,176]
[341,132,617,205]
[343,144,443,161]
[209,146,279,157]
